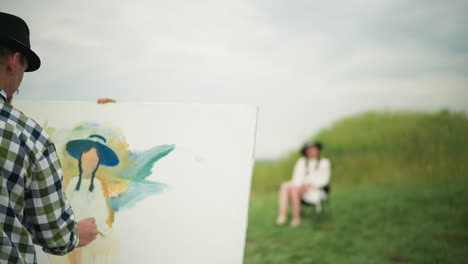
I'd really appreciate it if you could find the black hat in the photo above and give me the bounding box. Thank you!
[0,12,40,72]
[301,141,323,156]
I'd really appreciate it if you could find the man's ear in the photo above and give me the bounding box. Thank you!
[6,52,23,73]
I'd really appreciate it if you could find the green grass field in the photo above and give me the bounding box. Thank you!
[244,110,468,264]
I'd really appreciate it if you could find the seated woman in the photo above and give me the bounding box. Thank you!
[276,141,331,227]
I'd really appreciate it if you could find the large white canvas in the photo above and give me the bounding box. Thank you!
[14,101,258,264]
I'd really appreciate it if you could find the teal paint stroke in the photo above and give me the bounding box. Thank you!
[118,144,175,180]
[107,144,175,212]
[108,181,167,212]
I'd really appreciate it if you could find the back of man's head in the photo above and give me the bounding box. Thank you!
[0,12,40,72]
[0,45,27,67]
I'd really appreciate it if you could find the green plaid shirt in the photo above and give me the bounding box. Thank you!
[0,89,78,263]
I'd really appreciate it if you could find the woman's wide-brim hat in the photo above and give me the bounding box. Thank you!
[0,12,41,72]
[66,134,119,167]
[301,141,323,156]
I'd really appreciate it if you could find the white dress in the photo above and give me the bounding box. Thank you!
[49,176,119,264]
[65,176,108,231]
[291,157,331,205]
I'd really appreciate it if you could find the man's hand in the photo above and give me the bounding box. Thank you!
[76,217,98,247]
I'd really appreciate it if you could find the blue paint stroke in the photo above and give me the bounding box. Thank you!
[107,144,175,212]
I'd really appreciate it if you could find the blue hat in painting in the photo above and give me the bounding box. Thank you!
[66,134,119,166]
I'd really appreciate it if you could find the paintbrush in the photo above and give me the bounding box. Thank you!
[75,221,105,237]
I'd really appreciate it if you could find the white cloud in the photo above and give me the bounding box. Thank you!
[3,0,467,159]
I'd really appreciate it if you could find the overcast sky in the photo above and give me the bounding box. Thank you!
[3,0,468,159]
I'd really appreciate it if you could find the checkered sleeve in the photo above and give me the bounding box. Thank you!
[24,143,79,255]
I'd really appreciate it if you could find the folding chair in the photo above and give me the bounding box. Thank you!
[301,185,331,215]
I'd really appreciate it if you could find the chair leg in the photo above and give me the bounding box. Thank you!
[315,202,322,214]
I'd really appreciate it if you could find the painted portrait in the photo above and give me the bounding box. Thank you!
[46,122,174,263]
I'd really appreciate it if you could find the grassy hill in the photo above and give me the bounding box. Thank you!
[251,109,468,194]
[244,110,468,264]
